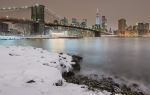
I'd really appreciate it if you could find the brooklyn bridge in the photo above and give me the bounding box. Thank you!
[0,4,112,37]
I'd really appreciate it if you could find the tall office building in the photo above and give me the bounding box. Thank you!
[118,18,127,34]
[102,16,107,30]
[138,23,149,35]
[96,8,101,26]
[144,23,149,33]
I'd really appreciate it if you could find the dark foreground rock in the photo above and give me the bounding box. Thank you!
[63,54,145,95]
[71,55,83,71]
[63,74,145,95]
[26,80,36,83]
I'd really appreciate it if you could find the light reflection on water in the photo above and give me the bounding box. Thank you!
[0,37,150,84]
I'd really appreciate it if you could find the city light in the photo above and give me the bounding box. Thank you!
[0,2,149,95]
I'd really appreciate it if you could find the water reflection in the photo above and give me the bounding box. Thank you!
[0,37,150,84]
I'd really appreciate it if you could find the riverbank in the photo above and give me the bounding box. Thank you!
[0,35,83,40]
[0,46,111,95]
[64,74,146,95]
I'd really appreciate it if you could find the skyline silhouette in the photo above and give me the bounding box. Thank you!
[0,0,149,29]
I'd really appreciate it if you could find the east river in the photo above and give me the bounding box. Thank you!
[0,37,150,86]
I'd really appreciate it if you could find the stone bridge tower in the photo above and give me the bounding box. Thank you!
[31,4,45,35]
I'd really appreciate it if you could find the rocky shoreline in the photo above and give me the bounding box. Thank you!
[64,74,145,95]
[63,55,146,95]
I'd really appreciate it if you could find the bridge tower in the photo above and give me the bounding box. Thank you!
[31,4,45,35]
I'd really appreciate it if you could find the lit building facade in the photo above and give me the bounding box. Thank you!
[118,18,127,35]
[137,23,149,35]
[96,8,101,26]
[102,16,107,30]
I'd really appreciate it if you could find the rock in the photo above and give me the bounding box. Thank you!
[71,55,83,71]
[132,83,139,88]
[62,71,75,78]
[72,55,83,60]
[71,63,80,71]
[62,57,66,59]
[55,80,63,86]
[59,53,63,55]
[9,53,13,56]
[26,80,35,83]
[64,74,146,95]
[9,53,20,56]
[138,92,144,95]
[60,63,66,68]
[81,86,86,88]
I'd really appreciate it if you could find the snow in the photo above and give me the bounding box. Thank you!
[0,46,111,95]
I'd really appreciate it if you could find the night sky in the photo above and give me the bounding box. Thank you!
[0,0,149,29]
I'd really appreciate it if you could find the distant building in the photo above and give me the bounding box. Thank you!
[0,22,8,35]
[118,18,127,35]
[125,25,138,37]
[109,28,112,33]
[72,18,79,26]
[93,8,101,30]
[102,16,107,30]
[133,25,138,32]
[137,23,149,35]
[96,8,101,26]
[126,25,133,31]
[80,19,87,28]
[144,23,149,34]
[60,17,68,25]
[138,23,144,35]
[60,17,69,30]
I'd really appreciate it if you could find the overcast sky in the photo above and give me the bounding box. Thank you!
[0,0,149,29]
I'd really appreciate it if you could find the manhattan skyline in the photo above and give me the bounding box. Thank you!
[0,0,149,29]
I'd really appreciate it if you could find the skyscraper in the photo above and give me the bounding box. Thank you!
[138,23,149,35]
[102,16,107,30]
[96,8,101,26]
[118,18,127,34]
[144,23,149,34]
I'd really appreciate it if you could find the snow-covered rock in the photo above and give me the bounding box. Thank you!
[0,46,111,95]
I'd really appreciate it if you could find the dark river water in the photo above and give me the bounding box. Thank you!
[0,37,150,85]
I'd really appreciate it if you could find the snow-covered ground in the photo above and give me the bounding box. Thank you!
[0,46,112,95]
